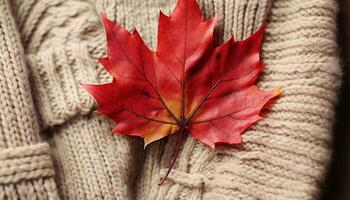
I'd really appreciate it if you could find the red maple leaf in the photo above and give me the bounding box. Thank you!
[82,0,280,184]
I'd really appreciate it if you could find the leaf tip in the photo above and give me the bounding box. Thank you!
[98,57,108,65]
[209,143,216,149]
[159,10,169,19]
[100,13,120,33]
[79,82,90,90]
[100,12,110,24]
[99,11,107,18]
[143,140,151,149]
[143,136,158,149]
[273,86,283,96]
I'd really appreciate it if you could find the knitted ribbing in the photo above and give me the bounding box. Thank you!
[10,0,142,199]
[49,114,141,199]
[0,143,54,185]
[8,0,340,199]
[0,0,59,199]
[0,0,40,150]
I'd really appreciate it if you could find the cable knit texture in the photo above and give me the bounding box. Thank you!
[0,0,59,199]
[1,0,340,199]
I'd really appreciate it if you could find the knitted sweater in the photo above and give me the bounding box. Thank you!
[0,0,340,199]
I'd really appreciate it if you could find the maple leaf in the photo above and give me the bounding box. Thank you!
[82,0,280,184]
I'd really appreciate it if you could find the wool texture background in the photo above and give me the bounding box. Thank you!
[0,0,341,199]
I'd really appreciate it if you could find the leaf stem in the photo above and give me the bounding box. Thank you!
[158,125,185,185]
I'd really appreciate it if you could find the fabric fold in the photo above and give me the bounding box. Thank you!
[26,43,109,127]
[0,143,55,185]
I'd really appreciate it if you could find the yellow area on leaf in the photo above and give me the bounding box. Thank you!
[273,86,283,95]
[163,97,182,119]
[143,124,179,148]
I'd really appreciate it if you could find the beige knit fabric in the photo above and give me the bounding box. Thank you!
[2,0,340,199]
[10,1,142,199]
[0,0,59,199]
